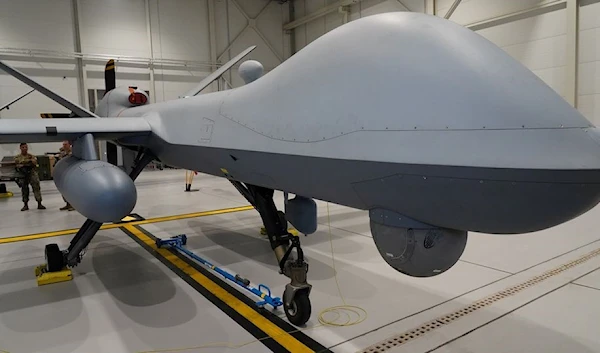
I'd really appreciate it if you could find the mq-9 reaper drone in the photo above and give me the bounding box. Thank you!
[2,12,600,326]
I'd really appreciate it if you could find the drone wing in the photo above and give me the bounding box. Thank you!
[0,89,35,113]
[180,45,256,98]
[0,61,98,118]
[0,117,151,143]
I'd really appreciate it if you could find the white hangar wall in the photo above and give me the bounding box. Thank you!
[290,0,600,125]
[0,0,79,159]
[0,0,292,161]
[579,1,600,126]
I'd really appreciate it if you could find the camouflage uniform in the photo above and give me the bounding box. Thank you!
[58,147,71,160]
[56,146,74,210]
[14,152,45,210]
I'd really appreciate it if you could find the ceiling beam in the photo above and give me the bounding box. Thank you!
[71,0,87,108]
[565,0,579,107]
[144,0,156,103]
[465,0,566,31]
[444,0,462,19]
[283,0,362,30]
[425,0,436,15]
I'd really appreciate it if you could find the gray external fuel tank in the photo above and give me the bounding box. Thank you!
[53,156,137,223]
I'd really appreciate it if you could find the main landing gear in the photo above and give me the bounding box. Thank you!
[229,179,312,326]
[42,149,156,276]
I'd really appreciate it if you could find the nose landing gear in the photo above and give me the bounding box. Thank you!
[281,237,312,325]
[227,178,313,326]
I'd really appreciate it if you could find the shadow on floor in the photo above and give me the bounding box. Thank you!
[185,219,338,281]
[90,235,198,328]
[0,244,88,353]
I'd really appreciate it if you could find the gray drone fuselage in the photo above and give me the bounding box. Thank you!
[104,12,600,237]
[5,11,600,278]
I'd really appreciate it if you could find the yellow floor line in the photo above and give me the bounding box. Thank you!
[0,205,254,244]
[123,224,314,353]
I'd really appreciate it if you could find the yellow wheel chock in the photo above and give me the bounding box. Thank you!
[35,264,73,286]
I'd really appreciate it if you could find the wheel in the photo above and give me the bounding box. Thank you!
[45,243,65,272]
[284,290,311,326]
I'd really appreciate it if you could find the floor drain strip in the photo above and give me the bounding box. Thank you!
[358,247,600,353]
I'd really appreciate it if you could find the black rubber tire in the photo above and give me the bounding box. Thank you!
[285,290,311,326]
[45,243,64,272]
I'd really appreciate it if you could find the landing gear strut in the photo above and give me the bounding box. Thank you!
[229,179,312,326]
[43,149,156,271]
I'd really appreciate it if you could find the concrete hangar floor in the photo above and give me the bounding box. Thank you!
[0,169,600,353]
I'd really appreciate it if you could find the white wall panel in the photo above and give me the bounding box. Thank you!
[79,0,149,58]
[476,9,567,98]
[256,1,287,61]
[358,0,412,17]
[578,2,600,125]
[150,0,211,62]
[153,76,202,102]
[297,0,326,49]
[503,35,566,71]
[293,0,417,51]
[475,7,567,47]
[291,0,308,48]
[237,0,271,18]
[85,64,151,90]
[0,0,74,52]
[219,0,248,57]
[214,0,289,82]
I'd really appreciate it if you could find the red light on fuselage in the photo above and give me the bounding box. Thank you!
[129,92,147,105]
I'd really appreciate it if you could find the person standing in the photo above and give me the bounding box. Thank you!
[55,140,74,211]
[14,143,46,211]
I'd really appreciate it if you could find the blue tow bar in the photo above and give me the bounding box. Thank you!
[155,234,283,310]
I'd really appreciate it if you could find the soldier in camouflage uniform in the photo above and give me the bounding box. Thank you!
[15,143,46,211]
[54,140,74,211]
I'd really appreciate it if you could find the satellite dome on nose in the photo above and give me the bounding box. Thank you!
[238,60,263,84]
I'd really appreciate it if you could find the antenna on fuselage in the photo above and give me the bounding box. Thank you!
[179,45,257,98]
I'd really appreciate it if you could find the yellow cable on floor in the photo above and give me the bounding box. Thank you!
[136,202,366,353]
[317,202,368,327]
